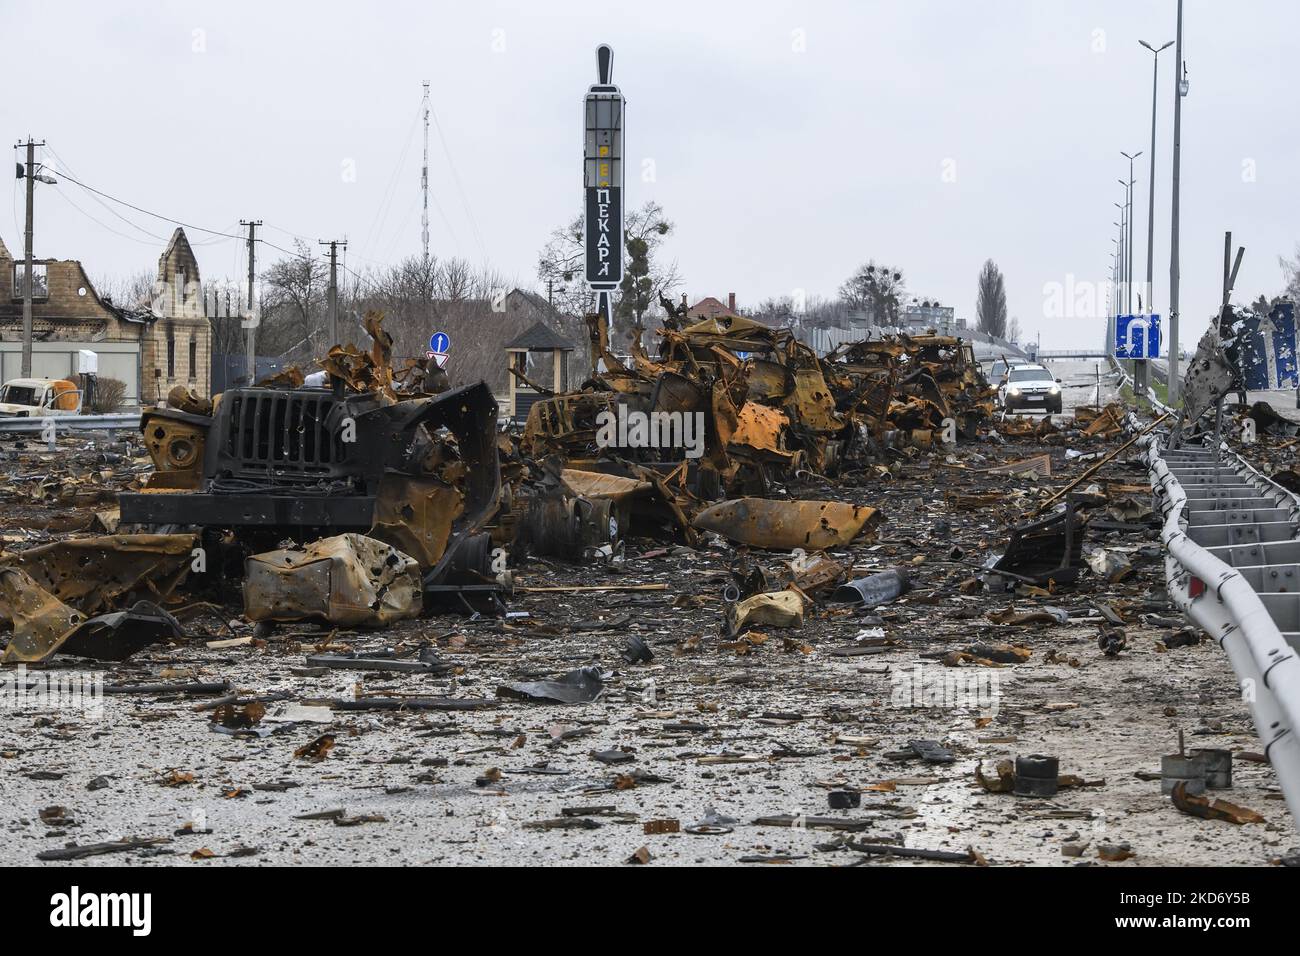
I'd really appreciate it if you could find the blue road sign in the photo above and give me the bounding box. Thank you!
[429,331,450,354]
[1114,314,1161,359]
[1236,303,1298,391]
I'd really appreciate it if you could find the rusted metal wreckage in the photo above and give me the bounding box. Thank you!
[0,307,1011,662]
[524,313,997,489]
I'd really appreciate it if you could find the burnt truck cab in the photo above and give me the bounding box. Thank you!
[0,378,82,417]
[119,380,502,595]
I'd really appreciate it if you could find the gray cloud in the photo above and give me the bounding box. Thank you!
[5,0,1298,349]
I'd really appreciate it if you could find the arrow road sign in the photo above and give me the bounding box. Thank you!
[1115,314,1161,359]
[427,331,450,369]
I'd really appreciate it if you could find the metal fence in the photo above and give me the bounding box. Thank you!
[792,323,1028,361]
[1144,430,1300,822]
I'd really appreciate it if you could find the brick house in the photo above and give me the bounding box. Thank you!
[0,227,212,403]
[686,293,741,322]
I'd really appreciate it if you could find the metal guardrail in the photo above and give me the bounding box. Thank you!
[1110,357,1176,418]
[1145,430,1300,824]
[0,412,141,435]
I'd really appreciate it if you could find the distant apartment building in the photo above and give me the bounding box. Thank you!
[901,302,966,336]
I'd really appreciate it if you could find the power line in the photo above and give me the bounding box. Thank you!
[48,186,167,245]
[48,159,317,266]
[427,98,487,261]
[362,95,423,258]
[44,166,249,241]
[45,144,176,244]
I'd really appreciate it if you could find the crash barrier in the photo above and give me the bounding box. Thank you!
[1146,430,1300,825]
[1110,356,1176,418]
[0,412,141,435]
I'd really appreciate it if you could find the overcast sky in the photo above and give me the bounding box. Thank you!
[4,0,1298,349]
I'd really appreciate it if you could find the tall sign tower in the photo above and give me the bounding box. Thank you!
[583,44,625,339]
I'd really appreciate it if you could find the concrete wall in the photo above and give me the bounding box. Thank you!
[0,341,141,403]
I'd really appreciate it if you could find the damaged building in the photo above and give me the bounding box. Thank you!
[0,228,213,403]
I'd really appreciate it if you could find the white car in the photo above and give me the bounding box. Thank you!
[0,378,83,418]
[999,365,1062,414]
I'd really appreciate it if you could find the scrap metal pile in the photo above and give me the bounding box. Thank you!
[4,309,1288,866]
[0,310,1147,661]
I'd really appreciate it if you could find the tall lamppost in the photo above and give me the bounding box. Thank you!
[1112,240,1121,330]
[1168,0,1187,402]
[1138,40,1173,313]
[1120,153,1141,312]
[1121,152,1142,384]
[1114,203,1126,321]
[1111,222,1124,356]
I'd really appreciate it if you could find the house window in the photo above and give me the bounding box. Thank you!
[175,269,186,313]
[166,327,176,379]
[189,336,197,381]
[11,263,48,301]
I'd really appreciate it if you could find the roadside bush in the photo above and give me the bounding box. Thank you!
[91,377,128,412]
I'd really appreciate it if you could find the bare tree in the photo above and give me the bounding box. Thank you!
[976,259,1008,338]
[1280,244,1300,303]
[749,294,849,331]
[839,262,906,325]
[202,277,248,360]
[91,270,154,309]
[537,200,680,338]
[258,239,329,359]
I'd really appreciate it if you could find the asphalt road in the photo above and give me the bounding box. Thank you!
[988,358,1123,422]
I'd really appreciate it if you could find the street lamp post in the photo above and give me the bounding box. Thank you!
[1112,222,1124,357]
[1112,241,1121,337]
[1122,151,1143,386]
[1118,200,1126,320]
[1119,158,1140,313]
[1139,39,1174,313]
[1168,0,1186,402]
[15,139,55,379]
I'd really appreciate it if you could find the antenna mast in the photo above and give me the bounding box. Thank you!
[421,81,431,262]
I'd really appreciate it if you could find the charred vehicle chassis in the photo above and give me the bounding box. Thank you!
[120,380,502,602]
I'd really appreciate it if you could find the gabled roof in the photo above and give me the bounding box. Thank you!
[504,320,575,351]
[0,233,10,260]
[157,227,198,282]
[687,296,740,321]
[506,287,558,315]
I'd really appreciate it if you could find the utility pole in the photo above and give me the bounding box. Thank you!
[320,239,347,348]
[17,139,48,378]
[240,219,262,384]
[421,82,431,263]
[1168,0,1186,402]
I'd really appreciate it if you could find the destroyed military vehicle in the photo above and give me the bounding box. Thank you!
[119,314,503,607]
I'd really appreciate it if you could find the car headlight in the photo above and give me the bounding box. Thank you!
[1049,385,1060,394]
[1008,387,1021,397]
